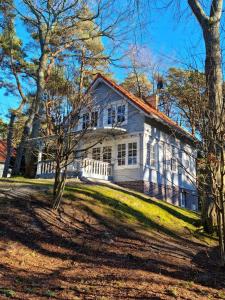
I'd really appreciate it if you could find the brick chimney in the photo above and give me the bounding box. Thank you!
[144,94,159,110]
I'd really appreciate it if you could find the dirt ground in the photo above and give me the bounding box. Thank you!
[0,183,225,300]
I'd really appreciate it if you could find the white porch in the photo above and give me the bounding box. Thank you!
[36,158,112,181]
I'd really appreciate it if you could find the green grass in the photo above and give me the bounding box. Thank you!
[0,177,216,245]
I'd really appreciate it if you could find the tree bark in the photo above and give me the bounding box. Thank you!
[24,51,48,178]
[188,0,225,265]
[13,52,48,177]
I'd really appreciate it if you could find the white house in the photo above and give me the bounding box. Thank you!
[37,74,198,210]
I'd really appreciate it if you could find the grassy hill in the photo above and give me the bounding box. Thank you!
[0,178,224,300]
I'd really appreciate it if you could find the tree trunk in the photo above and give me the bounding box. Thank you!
[188,0,225,265]
[13,53,48,177]
[3,112,16,177]
[11,101,36,176]
[24,53,48,178]
[52,164,67,210]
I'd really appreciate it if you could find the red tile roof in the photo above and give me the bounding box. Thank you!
[92,73,195,141]
[0,140,15,163]
[0,140,7,163]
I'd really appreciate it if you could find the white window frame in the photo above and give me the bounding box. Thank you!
[180,191,186,208]
[117,104,126,124]
[91,110,99,127]
[117,143,126,166]
[171,146,177,172]
[82,113,90,130]
[128,142,137,165]
[103,146,112,163]
[92,147,101,161]
[147,141,158,169]
[107,106,116,125]
[104,101,128,126]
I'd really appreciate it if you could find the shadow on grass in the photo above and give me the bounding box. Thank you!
[0,183,224,297]
[80,179,201,227]
[66,186,211,250]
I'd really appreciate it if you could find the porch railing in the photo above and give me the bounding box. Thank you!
[37,158,112,180]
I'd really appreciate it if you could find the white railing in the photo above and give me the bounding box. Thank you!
[37,158,112,180]
[81,158,111,180]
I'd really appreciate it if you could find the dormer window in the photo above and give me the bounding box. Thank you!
[91,111,98,127]
[108,107,116,125]
[117,105,126,123]
[82,113,89,129]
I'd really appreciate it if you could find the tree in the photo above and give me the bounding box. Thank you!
[0,0,30,177]
[38,66,116,209]
[186,0,225,266]
[160,68,207,135]
[121,72,152,99]
[2,0,129,178]
[0,119,7,139]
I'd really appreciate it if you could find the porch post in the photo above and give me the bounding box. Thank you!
[36,141,44,176]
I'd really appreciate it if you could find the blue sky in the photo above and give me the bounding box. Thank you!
[0,2,206,121]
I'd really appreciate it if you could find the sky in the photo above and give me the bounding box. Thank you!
[0,1,206,121]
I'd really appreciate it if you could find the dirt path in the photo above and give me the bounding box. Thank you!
[0,184,224,300]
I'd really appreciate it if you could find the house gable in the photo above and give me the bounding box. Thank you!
[90,79,145,133]
[90,74,196,145]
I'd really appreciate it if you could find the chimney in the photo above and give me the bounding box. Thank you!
[144,94,159,110]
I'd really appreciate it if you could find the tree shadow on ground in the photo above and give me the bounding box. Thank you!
[78,179,201,227]
[0,181,224,300]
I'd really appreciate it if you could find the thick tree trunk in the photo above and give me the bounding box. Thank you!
[52,164,67,210]
[203,23,225,266]
[3,112,16,177]
[188,0,225,265]
[13,53,48,177]
[24,53,48,178]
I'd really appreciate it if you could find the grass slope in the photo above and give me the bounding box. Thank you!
[0,177,223,300]
[1,177,214,245]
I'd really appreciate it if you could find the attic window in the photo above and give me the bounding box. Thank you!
[91,111,98,127]
[117,105,126,123]
[108,107,116,125]
[82,113,89,129]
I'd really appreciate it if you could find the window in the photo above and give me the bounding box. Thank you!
[117,105,126,123]
[103,146,112,163]
[128,142,137,165]
[147,142,157,168]
[82,113,89,129]
[149,143,157,168]
[91,111,98,127]
[117,144,126,166]
[92,147,101,160]
[180,191,186,208]
[147,142,150,166]
[164,143,171,170]
[171,146,177,172]
[107,107,116,125]
[150,144,157,168]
